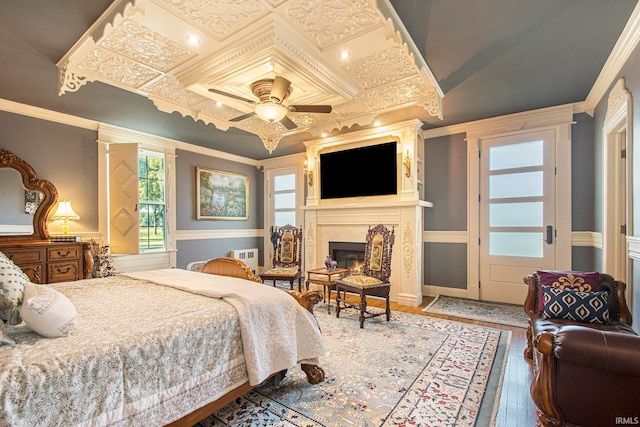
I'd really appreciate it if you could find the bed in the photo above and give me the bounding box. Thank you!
[0,257,326,427]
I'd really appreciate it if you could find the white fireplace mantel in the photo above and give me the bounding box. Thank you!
[301,200,433,211]
[303,201,429,306]
[301,120,431,307]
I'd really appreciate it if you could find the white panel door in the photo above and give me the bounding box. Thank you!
[109,143,139,254]
[479,130,556,303]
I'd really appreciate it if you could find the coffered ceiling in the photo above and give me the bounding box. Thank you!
[58,0,443,153]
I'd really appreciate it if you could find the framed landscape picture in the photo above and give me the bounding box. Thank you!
[196,167,248,220]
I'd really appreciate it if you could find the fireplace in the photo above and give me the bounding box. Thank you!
[329,241,365,273]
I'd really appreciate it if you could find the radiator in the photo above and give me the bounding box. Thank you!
[229,248,258,272]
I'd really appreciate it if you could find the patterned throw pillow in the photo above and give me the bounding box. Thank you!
[536,270,601,314]
[21,283,77,338]
[0,251,30,325]
[542,287,609,324]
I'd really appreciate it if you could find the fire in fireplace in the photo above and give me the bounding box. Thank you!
[329,241,365,274]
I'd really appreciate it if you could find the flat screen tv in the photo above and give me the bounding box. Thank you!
[320,141,397,199]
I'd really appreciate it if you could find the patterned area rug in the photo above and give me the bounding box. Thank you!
[197,305,511,426]
[423,295,528,329]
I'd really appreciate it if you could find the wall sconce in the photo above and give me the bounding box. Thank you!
[51,200,80,235]
[304,160,314,186]
[402,149,412,178]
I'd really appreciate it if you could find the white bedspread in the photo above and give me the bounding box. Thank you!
[124,269,326,385]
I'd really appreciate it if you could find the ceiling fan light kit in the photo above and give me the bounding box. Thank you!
[255,102,288,123]
[57,0,443,154]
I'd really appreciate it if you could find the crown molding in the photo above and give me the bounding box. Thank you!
[423,103,578,140]
[0,97,259,167]
[0,98,98,130]
[584,2,640,114]
[97,123,259,167]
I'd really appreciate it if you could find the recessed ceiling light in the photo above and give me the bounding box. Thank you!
[340,50,350,60]
[322,132,328,138]
[216,101,222,107]
[374,120,381,127]
[187,35,200,46]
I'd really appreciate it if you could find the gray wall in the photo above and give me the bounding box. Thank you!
[0,111,266,271]
[571,113,599,270]
[423,132,468,288]
[571,113,596,232]
[424,133,467,231]
[0,111,99,235]
[424,243,468,289]
[174,149,265,268]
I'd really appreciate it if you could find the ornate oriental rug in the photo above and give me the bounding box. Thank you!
[197,307,510,426]
[423,295,528,329]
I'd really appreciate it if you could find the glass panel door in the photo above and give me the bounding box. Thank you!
[479,130,556,303]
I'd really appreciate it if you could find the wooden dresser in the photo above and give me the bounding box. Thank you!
[0,241,85,284]
[1,149,90,284]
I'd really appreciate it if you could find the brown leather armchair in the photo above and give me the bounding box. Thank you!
[523,271,640,427]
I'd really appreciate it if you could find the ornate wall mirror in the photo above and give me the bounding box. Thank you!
[0,148,57,241]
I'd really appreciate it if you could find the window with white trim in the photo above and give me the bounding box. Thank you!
[273,172,297,227]
[138,149,165,251]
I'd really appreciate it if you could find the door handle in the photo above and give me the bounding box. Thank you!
[546,225,553,244]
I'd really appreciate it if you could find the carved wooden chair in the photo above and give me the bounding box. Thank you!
[335,224,395,328]
[259,224,304,291]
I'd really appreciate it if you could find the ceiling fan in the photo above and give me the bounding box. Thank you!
[208,76,332,130]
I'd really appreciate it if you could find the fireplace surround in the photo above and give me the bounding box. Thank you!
[302,200,430,306]
[301,119,431,307]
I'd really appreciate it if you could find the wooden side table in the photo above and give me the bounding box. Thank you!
[306,267,348,313]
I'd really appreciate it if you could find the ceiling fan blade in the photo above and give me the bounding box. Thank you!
[280,116,297,130]
[230,111,256,122]
[270,76,291,103]
[208,88,255,105]
[289,105,332,113]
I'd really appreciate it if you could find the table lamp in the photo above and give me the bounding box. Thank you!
[51,200,80,235]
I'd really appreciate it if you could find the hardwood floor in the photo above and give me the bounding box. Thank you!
[353,295,538,427]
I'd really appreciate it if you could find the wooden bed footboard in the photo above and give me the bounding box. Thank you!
[167,258,325,426]
[201,257,262,282]
[200,257,323,314]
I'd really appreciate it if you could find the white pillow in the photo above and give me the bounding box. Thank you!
[0,251,29,325]
[21,283,77,338]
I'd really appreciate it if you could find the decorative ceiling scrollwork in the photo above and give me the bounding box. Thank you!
[58,0,443,153]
